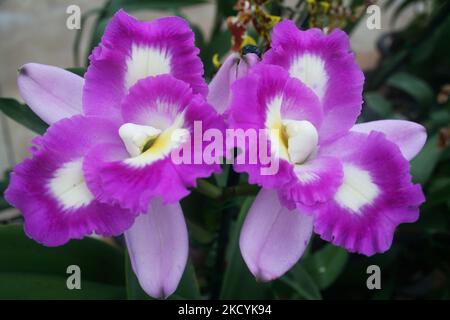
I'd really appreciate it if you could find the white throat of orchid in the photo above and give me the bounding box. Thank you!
[125,44,172,91]
[49,159,94,210]
[119,116,189,167]
[335,164,379,214]
[289,53,328,101]
[265,97,318,165]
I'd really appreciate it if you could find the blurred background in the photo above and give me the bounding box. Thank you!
[0,0,449,299]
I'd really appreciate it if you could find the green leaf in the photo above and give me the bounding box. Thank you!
[0,169,12,210]
[125,252,201,300]
[187,219,215,245]
[390,0,419,25]
[387,72,434,108]
[303,244,349,289]
[171,260,201,300]
[0,98,48,134]
[410,134,442,184]
[203,31,232,80]
[220,197,272,299]
[364,92,394,118]
[424,177,450,207]
[281,264,322,300]
[0,224,126,299]
[0,273,125,299]
[66,67,87,77]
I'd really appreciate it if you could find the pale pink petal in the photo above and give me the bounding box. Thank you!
[125,199,188,299]
[351,120,427,160]
[239,189,313,281]
[17,63,83,124]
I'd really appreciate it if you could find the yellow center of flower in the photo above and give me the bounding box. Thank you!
[119,116,189,167]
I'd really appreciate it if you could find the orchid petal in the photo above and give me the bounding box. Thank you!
[279,155,343,207]
[4,115,135,246]
[83,75,223,213]
[125,199,188,299]
[314,131,425,256]
[351,120,427,160]
[239,189,313,282]
[17,63,83,125]
[263,20,364,142]
[229,64,323,189]
[83,10,207,122]
[208,53,259,114]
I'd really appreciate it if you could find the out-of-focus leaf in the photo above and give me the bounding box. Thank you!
[0,98,48,134]
[217,0,236,19]
[220,196,272,299]
[281,264,322,300]
[181,189,222,242]
[0,225,125,284]
[66,67,87,77]
[0,224,126,299]
[214,164,230,188]
[367,49,408,90]
[387,72,434,108]
[203,31,232,80]
[125,252,201,300]
[119,0,208,11]
[429,109,450,128]
[0,273,125,299]
[0,169,11,210]
[171,260,201,300]
[364,92,393,118]
[187,219,215,245]
[410,134,442,184]
[411,14,450,64]
[303,244,349,289]
[390,0,419,26]
[371,276,395,300]
[425,177,450,207]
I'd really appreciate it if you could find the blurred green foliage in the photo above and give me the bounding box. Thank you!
[0,0,449,299]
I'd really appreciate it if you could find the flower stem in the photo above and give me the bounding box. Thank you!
[195,179,223,199]
[211,166,240,299]
[223,184,260,198]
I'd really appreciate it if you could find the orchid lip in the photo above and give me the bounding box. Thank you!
[119,115,190,167]
[282,119,318,164]
[268,116,319,165]
[119,123,162,157]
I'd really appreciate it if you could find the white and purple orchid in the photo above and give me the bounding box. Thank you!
[5,10,427,298]
[6,10,224,299]
[228,20,426,281]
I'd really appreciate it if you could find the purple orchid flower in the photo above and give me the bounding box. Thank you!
[208,52,260,115]
[228,20,426,281]
[5,10,223,299]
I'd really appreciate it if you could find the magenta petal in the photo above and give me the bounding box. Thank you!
[351,120,427,160]
[263,21,364,142]
[83,10,207,122]
[125,199,188,299]
[207,53,259,114]
[229,64,323,189]
[83,75,223,212]
[279,155,343,207]
[313,131,425,256]
[4,115,136,246]
[239,189,313,282]
[17,63,83,124]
